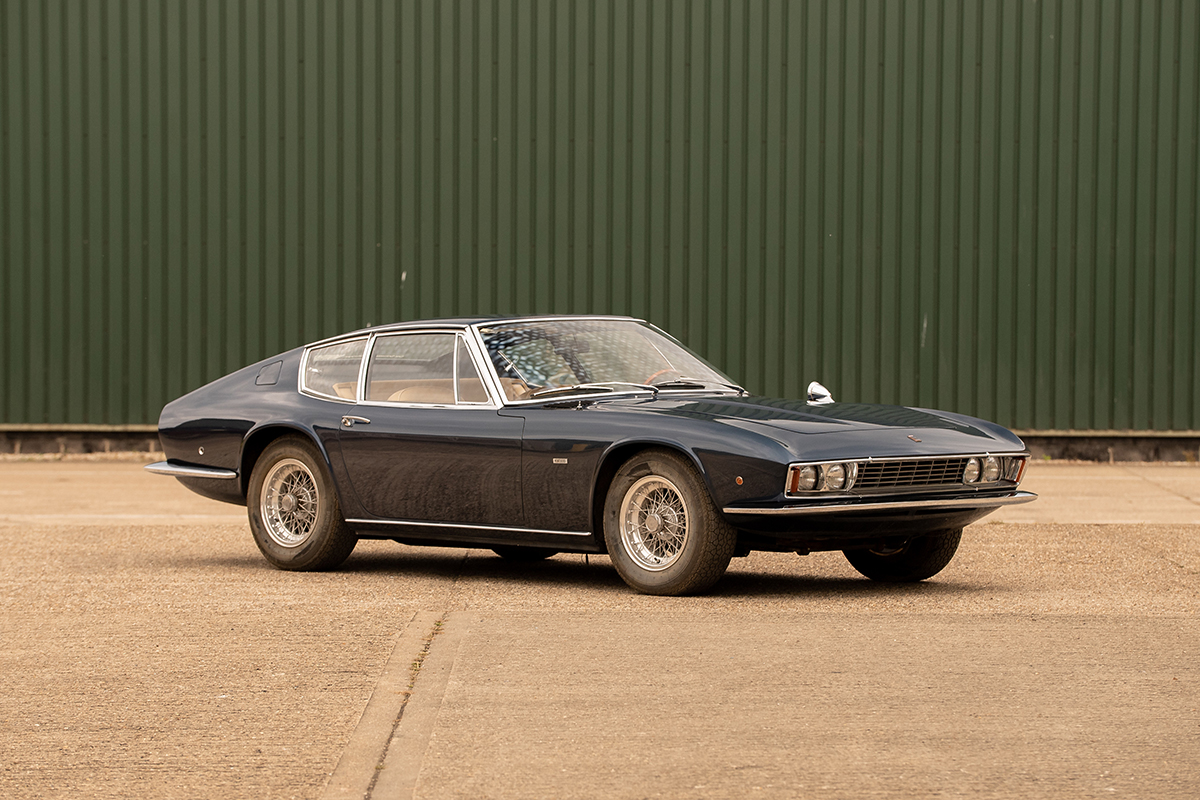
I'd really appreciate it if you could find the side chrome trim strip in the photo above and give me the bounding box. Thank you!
[345,517,591,537]
[723,490,1038,517]
[144,461,239,480]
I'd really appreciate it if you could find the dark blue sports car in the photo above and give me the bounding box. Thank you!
[148,315,1035,595]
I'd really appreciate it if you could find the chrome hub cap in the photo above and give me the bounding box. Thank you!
[619,476,689,571]
[261,459,319,548]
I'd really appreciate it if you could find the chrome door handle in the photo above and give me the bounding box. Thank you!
[341,415,371,428]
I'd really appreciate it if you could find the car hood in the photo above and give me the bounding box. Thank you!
[605,394,1025,459]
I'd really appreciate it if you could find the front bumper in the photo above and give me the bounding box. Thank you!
[721,489,1036,546]
[722,490,1036,517]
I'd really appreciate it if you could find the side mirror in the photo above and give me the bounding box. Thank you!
[806,381,834,405]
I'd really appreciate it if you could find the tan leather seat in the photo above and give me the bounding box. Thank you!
[392,384,456,404]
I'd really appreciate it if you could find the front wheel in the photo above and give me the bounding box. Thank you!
[842,529,962,582]
[247,436,358,571]
[603,449,736,596]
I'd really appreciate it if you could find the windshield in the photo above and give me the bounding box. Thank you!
[477,319,737,401]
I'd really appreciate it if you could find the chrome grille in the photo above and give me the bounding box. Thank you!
[855,458,967,490]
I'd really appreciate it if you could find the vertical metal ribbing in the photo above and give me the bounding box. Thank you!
[0,0,1196,431]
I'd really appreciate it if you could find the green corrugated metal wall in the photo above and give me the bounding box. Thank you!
[2,0,1198,430]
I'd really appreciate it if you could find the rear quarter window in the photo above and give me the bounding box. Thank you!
[303,339,367,400]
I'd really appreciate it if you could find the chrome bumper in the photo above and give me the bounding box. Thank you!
[144,461,238,480]
[723,490,1037,517]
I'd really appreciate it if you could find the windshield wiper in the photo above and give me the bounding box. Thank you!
[653,377,747,395]
[528,382,654,400]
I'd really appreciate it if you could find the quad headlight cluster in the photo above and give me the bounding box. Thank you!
[965,456,997,483]
[785,454,1028,496]
[786,461,859,494]
[963,455,1027,484]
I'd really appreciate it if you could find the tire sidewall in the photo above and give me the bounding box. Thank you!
[248,437,350,570]
[603,449,733,595]
[843,528,962,582]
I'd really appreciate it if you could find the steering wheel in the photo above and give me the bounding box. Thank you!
[644,368,680,385]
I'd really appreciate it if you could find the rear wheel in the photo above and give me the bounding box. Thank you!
[248,437,357,571]
[603,449,736,596]
[842,529,962,582]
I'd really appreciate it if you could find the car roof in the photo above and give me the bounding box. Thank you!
[307,314,645,347]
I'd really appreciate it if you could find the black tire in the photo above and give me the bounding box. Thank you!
[491,547,558,561]
[603,449,736,596]
[842,529,962,582]
[247,436,358,571]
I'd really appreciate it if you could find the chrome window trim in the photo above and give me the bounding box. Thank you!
[467,324,512,406]
[476,314,642,328]
[302,321,477,350]
[451,333,492,407]
[303,314,644,352]
[298,335,371,404]
[355,333,375,402]
[723,490,1038,516]
[469,317,741,408]
[352,329,502,409]
[345,517,590,537]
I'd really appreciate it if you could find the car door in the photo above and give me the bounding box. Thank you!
[336,331,524,526]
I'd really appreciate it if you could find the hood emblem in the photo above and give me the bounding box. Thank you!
[908,434,922,442]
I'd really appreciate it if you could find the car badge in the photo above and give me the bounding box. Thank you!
[908,434,922,442]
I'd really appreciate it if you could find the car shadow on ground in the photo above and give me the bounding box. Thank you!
[173,549,995,601]
[335,548,994,600]
[345,548,630,590]
[712,569,984,600]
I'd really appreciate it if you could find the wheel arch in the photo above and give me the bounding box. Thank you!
[589,439,713,550]
[240,423,332,499]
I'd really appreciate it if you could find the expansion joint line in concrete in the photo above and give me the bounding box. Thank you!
[364,612,447,798]
[321,609,454,800]
[1118,464,1200,509]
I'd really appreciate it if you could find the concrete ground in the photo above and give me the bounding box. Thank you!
[0,459,1196,799]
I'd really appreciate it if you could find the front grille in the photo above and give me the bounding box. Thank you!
[854,458,967,490]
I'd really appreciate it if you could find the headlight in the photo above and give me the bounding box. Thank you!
[793,465,818,492]
[963,458,981,483]
[982,456,1001,482]
[825,463,847,490]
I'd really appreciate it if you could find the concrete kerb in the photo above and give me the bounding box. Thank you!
[369,613,470,800]
[322,610,443,800]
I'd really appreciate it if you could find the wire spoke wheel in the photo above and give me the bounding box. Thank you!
[604,449,737,595]
[619,475,690,571]
[261,458,320,548]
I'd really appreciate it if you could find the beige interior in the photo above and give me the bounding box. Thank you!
[385,380,481,404]
[332,381,358,400]
[329,377,532,404]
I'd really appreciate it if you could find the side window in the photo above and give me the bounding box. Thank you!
[456,337,488,403]
[303,339,367,400]
[367,333,457,403]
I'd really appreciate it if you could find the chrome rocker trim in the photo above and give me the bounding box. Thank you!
[723,490,1037,517]
[144,461,239,480]
[346,518,591,537]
